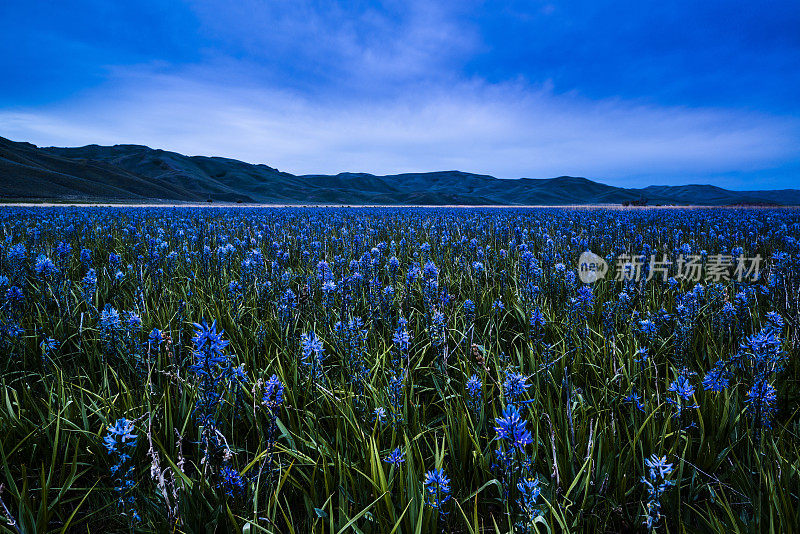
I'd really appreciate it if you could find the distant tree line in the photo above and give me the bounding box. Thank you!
[622,198,649,206]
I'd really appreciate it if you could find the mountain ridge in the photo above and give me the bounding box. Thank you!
[1,136,798,205]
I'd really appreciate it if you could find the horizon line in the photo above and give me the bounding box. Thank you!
[7,135,798,193]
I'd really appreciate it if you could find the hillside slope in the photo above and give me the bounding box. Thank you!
[1,137,797,205]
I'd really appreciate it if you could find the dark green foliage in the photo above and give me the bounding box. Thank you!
[0,206,798,533]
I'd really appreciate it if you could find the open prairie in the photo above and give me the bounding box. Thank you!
[0,206,797,532]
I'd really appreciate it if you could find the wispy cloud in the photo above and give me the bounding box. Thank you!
[1,0,798,188]
[2,67,797,188]
[184,0,479,95]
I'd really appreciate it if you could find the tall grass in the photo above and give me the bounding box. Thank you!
[0,206,797,533]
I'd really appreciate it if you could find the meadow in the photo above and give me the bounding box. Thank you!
[0,206,797,533]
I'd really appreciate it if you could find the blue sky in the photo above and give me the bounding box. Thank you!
[1,1,798,188]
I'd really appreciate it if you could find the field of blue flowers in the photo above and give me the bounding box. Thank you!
[0,206,797,533]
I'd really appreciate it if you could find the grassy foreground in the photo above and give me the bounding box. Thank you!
[0,206,798,533]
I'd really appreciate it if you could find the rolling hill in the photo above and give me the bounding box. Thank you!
[1,136,798,205]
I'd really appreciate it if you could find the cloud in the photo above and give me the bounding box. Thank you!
[184,0,480,94]
[2,0,798,188]
[2,67,797,189]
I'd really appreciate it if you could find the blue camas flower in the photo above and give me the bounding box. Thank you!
[624,391,645,412]
[99,304,123,357]
[745,379,777,429]
[6,243,27,284]
[529,308,545,338]
[702,361,730,392]
[104,418,140,521]
[80,248,93,268]
[642,454,674,531]
[492,299,505,314]
[148,328,163,348]
[502,371,530,404]
[189,319,242,427]
[463,299,476,324]
[666,372,698,420]
[383,447,405,467]
[219,465,245,498]
[466,374,482,420]
[423,468,452,510]
[373,407,388,425]
[81,268,97,307]
[765,311,784,333]
[104,418,138,453]
[386,371,405,426]
[300,331,326,383]
[39,337,59,366]
[668,375,695,400]
[516,476,544,526]
[391,318,412,367]
[34,254,58,279]
[466,374,482,398]
[262,373,285,443]
[739,328,785,379]
[262,374,285,412]
[392,328,411,352]
[428,311,447,348]
[494,404,533,450]
[258,373,285,482]
[192,319,230,358]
